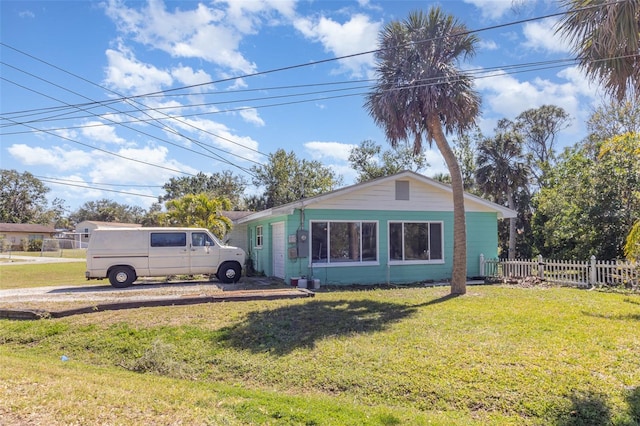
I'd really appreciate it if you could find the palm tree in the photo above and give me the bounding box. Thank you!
[162,193,233,239]
[557,0,640,100]
[364,8,481,295]
[475,133,529,259]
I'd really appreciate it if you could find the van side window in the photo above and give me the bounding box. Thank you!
[150,232,187,247]
[192,232,215,247]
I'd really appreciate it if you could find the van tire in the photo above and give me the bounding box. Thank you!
[108,266,137,288]
[218,262,241,284]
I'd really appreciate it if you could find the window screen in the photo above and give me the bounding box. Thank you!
[395,180,410,200]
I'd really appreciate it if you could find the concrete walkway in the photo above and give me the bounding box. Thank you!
[0,254,86,265]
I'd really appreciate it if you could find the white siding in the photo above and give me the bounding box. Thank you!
[310,178,498,213]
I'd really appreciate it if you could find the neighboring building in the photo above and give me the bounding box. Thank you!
[229,171,516,286]
[0,223,56,250]
[75,221,142,245]
[221,210,253,246]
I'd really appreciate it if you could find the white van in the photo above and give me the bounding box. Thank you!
[85,227,245,288]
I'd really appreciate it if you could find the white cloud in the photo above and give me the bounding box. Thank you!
[294,13,380,78]
[172,116,262,163]
[238,108,265,126]
[104,47,173,95]
[170,65,212,89]
[103,0,258,74]
[221,0,297,32]
[423,148,448,178]
[474,65,599,144]
[479,39,499,51]
[89,145,196,185]
[522,18,571,53]
[19,10,35,18]
[304,141,356,162]
[463,0,514,20]
[7,144,93,171]
[81,121,127,145]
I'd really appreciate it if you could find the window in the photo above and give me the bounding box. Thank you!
[191,232,215,247]
[389,222,443,262]
[83,228,89,238]
[311,221,377,265]
[256,226,263,248]
[150,232,186,247]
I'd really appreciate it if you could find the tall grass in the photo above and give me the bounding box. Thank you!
[1,286,639,425]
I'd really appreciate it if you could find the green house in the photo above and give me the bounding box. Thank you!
[231,171,516,286]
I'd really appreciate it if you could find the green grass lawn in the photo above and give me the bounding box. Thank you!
[1,285,639,425]
[0,262,89,289]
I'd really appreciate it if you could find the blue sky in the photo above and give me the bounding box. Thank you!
[1,0,602,212]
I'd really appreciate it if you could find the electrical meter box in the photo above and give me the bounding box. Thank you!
[296,229,309,258]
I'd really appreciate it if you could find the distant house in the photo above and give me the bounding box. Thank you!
[228,171,516,286]
[75,221,142,245]
[0,223,56,250]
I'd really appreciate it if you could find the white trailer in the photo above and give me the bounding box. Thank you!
[85,227,245,288]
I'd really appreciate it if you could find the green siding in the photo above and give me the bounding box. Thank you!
[244,208,500,286]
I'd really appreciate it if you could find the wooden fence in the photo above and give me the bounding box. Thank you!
[480,254,638,289]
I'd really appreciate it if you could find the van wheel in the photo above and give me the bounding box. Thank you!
[108,266,136,288]
[218,263,240,284]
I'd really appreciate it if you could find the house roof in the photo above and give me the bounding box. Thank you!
[235,170,517,224]
[0,223,56,233]
[222,211,254,221]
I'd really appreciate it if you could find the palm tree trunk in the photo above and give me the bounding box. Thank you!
[507,190,516,259]
[428,115,467,295]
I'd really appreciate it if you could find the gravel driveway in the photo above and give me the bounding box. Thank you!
[0,276,313,319]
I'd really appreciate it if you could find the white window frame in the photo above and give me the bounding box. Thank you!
[388,221,445,265]
[310,220,379,267]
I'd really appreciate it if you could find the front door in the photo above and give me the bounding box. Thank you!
[271,222,285,279]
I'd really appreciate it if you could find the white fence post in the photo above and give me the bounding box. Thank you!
[479,253,485,277]
[589,255,596,287]
[537,255,544,280]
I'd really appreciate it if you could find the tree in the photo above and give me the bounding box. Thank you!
[364,8,481,294]
[161,193,233,239]
[509,105,571,188]
[475,132,529,259]
[0,169,63,224]
[557,0,640,101]
[625,220,640,262]
[160,171,247,209]
[584,98,640,156]
[452,127,482,192]
[250,149,343,209]
[532,133,639,259]
[348,140,429,183]
[68,199,146,225]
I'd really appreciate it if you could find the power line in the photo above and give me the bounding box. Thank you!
[0,44,271,163]
[0,56,581,137]
[0,74,261,175]
[34,175,164,188]
[38,177,161,200]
